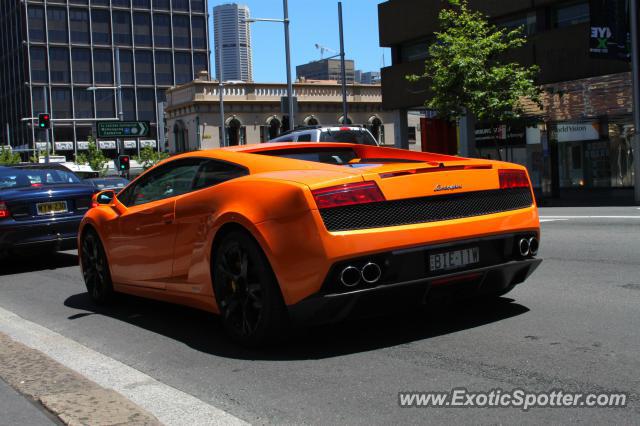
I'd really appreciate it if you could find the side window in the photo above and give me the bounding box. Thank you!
[192,160,248,190]
[120,159,203,206]
[296,133,312,142]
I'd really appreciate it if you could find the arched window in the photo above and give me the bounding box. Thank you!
[173,120,188,153]
[304,115,319,126]
[367,116,384,144]
[267,116,281,140]
[226,116,244,146]
[338,116,353,125]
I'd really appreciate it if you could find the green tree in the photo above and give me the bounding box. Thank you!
[0,146,21,165]
[135,146,169,170]
[407,0,541,159]
[75,136,109,176]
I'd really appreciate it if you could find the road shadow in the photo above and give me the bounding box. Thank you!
[0,251,78,276]
[64,290,529,361]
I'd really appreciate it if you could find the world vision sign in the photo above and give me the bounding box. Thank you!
[589,0,630,61]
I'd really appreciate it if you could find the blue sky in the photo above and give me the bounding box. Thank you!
[208,0,389,82]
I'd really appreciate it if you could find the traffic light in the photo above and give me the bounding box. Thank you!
[38,113,50,129]
[117,155,130,172]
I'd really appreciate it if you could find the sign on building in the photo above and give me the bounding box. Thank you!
[54,142,74,151]
[98,140,117,150]
[589,0,630,60]
[552,122,601,142]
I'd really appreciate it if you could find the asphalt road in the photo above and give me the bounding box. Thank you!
[0,206,638,424]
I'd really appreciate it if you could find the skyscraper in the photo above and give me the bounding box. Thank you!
[0,0,210,158]
[213,3,253,82]
[296,59,355,84]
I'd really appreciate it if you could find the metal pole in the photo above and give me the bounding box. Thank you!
[283,0,295,130]
[5,123,10,147]
[338,2,349,125]
[631,0,640,205]
[115,47,124,156]
[43,87,50,164]
[218,34,226,147]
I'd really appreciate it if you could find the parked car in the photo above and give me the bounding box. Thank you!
[0,164,95,256]
[268,125,379,145]
[83,177,129,192]
[80,142,541,346]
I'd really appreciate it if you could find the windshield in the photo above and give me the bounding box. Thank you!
[0,168,83,189]
[87,178,129,190]
[319,129,378,146]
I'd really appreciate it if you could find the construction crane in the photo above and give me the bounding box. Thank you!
[314,43,337,60]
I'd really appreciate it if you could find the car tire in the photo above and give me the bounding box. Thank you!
[80,229,115,305]
[212,230,288,347]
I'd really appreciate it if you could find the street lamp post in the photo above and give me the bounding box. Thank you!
[246,0,295,131]
[88,47,124,155]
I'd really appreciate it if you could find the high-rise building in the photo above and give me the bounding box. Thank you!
[296,59,355,84]
[0,0,210,157]
[213,3,253,82]
[355,71,381,85]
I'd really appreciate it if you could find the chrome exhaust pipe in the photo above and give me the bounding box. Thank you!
[518,238,530,257]
[361,262,382,284]
[340,266,361,287]
[528,237,539,256]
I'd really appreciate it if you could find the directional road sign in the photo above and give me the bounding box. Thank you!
[97,121,150,138]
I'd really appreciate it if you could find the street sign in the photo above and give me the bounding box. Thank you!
[97,121,150,138]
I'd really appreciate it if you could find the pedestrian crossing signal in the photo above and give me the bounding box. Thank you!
[38,113,50,129]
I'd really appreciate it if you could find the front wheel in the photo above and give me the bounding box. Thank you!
[213,230,288,347]
[81,229,115,305]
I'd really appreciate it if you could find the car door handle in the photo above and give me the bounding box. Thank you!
[162,213,175,224]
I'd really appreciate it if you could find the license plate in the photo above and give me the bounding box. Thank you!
[36,201,68,216]
[429,247,480,272]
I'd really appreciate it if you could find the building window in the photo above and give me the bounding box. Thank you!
[553,1,590,28]
[30,47,48,83]
[74,89,94,119]
[153,14,172,48]
[112,0,131,7]
[173,0,189,12]
[47,8,68,44]
[399,37,432,63]
[31,88,46,116]
[174,52,192,85]
[95,90,115,118]
[92,10,111,45]
[173,15,191,49]
[28,7,46,43]
[122,88,136,120]
[112,11,132,45]
[153,0,170,10]
[92,0,109,5]
[93,49,113,84]
[137,89,156,121]
[72,48,92,84]
[133,13,152,46]
[135,51,154,85]
[70,9,90,44]
[155,51,173,85]
[191,16,206,50]
[51,88,72,119]
[191,0,205,13]
[70,0,89,4]
[49,48,70,83]
[497,12,537,35]
[119,50,134,85]
[193,53,208,78]
[133,0,151,8]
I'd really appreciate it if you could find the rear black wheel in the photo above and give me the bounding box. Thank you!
[81,229,114,305]
[213,230,287,347]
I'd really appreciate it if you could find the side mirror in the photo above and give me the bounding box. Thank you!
[95,190,115,205]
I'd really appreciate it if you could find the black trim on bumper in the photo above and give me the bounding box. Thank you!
[288,258,542,325]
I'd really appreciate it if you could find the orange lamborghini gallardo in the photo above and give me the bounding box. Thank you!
[79,143,541,346]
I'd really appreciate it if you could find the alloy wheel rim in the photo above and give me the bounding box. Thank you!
[217,242,264,337]
[82,235,106,297]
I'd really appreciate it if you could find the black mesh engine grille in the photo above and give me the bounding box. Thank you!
[319,188,534,232]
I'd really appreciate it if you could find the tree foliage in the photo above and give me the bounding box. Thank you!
[407,0,541,127]
[135,146,169,170]
[0,146,21,165]
[75,136,109,176]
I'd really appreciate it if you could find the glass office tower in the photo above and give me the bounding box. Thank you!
[0,0,210,158]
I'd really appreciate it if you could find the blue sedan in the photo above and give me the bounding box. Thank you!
[0,164,96,256]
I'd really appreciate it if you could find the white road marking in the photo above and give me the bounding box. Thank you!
[539,216,640,219]
[539,219,569,223]
[0,305,248,426]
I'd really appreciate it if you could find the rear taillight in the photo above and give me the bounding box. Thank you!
[499,169,530,189]
[0,202,10,219]
[312,181,385,209]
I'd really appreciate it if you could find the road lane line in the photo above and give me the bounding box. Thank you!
[539,219,569,223]
[0,305,248,426]
[539,216,640,219]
